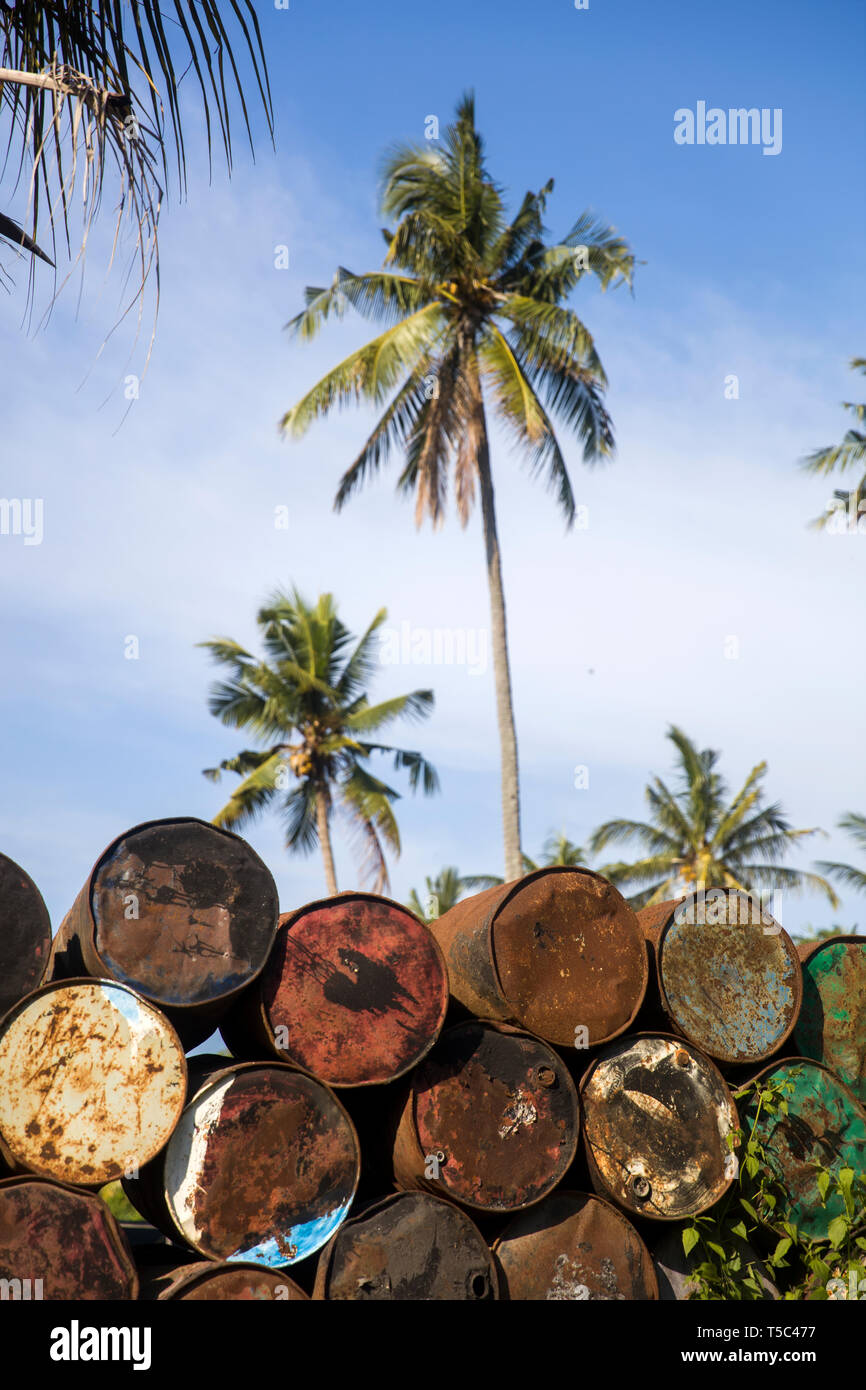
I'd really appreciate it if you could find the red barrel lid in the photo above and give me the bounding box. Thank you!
[260,894,449,1086]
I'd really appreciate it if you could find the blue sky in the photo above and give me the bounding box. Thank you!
[1,0,864,946]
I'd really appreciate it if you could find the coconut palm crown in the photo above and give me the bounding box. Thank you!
[279,92,635,881]
[802,357,866,530]
[815,814,866,897]
[407,866,501,922]
[199,588,438,895]
[589,725,839,911]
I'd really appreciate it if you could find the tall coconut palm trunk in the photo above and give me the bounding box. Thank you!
[317,787,338,895]
[471,378,523,881]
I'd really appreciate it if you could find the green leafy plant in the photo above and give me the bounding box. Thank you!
[680,1068,866,1300]
[680,1073,797,1300]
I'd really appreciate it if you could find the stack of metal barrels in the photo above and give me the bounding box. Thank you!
[1,823,864,1301]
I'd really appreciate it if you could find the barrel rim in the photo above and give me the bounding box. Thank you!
[654,890,804,1064]
[576,1028,738,1094]
[474,867,649,1047]
[737,1055,866,1242]
[0,850,52,929]
[739,1053,866,1105]
[491,1186,661,1300]
[0,1171,140,1298]
[157,1259,308,1300]
[577,1031,740,1221]
[314,1186,498,1301]
[797,932,866,964]
[160,1057,362,1263]
[0,975,188,1185]
[406,1016,581,1214]
[254,889,451,1088]
[81,816,280,1012]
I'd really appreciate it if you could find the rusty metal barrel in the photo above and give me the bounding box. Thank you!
[639,891,802,1064]
[0,1176,138,1299]
[580,1033,739,1220]
[122,1057,360,1266]
[429,868,647,1049]
[392,1020,580,1214]
[741,1057,866,1242]
[314,1191,498,1300]
[222,891,449,1087]
[795,936,866,1104]
[492,1190,658,1300]
[47,817,279,1046]
[144,1261,308,1301]
[0,978,186,1186]
[0,852,52,1022]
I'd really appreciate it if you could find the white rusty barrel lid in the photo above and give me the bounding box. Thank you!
[0,979,186,1186]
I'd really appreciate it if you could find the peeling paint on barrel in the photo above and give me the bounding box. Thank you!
[48,819,279,1016]
[392,1020,579,1213]
[224,893,449,1088]
[157,1062,359,1265]
[742,1058,866,1242]
[653,892,802,1063]
[580,1034,738,1220]
[430,868,647,1049]
[0,853,51,1022]
[493,1190,658,1300]
[0,1176,138,1299]
[314,1191,498,1300]
[0,979,186,1185]
[795,937,866,1104]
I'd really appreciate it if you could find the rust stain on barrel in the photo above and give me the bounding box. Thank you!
[314,1191,498,1300]
[493,1190,658,1300]
[430,868,646,1049]
[393,1020,579,1213]
[0,852,51,1022]
[795,937,866,1104]
[742,1058,866,1242]
[50,818,279,1012]
[155,1062,360,1265]
[0,979,186,1186]
[580,1033,738,1220]
[652,891,802,1063]
[0,1176,137,1299]
[232,893,448,1087]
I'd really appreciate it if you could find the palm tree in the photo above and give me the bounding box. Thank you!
[470,831,592,887]
[801,358,866,529]
[815,814,866,897]
[589,725,839,911]
[1,3,272,343]
[199,588,438,896]
[279,93,635,880]
[407,867,501,922]
[521,831,589,872]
